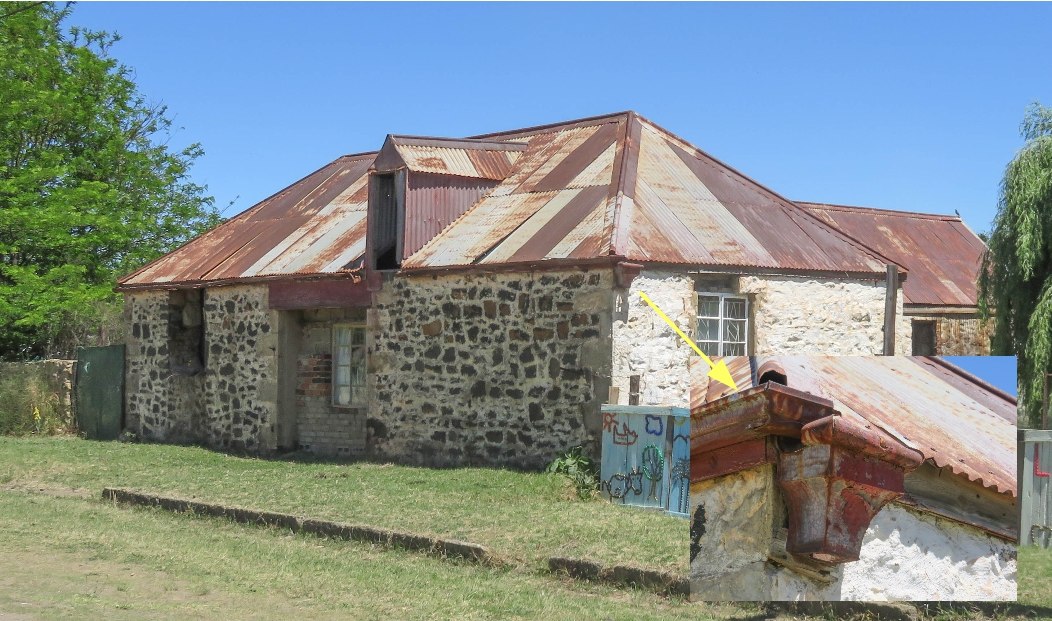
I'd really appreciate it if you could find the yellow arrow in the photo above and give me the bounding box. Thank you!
[637,291,739,392]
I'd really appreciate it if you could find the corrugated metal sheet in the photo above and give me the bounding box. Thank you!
[799,202,986,306]
[378,135,526,180]
[404,173,497,259]
[119,154,375,287]
[691,356,1016,496]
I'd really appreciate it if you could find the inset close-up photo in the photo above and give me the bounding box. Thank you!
[689,356,1017,601]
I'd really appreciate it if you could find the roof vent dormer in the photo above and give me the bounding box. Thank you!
[367,135,527,269]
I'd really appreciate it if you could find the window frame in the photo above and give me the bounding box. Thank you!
[331,323,367,408]
[695,292,750,356]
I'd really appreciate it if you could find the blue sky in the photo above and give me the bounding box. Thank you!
[71,2,1052,231]
[943,356,1017,397]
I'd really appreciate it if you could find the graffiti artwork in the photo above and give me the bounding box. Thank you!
[611,422,638,446]
[603,467,644,499]
[644,414,664,436]
[599,406,689,516]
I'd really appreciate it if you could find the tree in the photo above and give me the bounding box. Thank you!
[0,2,220,359]
[979,103,1052,428]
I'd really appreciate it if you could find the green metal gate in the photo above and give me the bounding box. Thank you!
[75,344,125,440]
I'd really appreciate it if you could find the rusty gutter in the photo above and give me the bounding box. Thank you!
[115,269,367,292]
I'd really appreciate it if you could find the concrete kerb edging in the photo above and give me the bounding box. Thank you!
[101,488,497,566]
[547,556,689,597]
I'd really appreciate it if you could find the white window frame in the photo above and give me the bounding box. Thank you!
[332,323,367,407]
[695,293,749,356]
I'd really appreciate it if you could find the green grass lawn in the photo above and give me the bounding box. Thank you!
[0,490,736,620]
[1018,544,1052,608]
[0,437,684,574]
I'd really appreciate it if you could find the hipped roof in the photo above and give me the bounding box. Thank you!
[120,111,919,290]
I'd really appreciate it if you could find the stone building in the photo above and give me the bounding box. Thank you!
[690,356,1017,601]
[117,111,992,466]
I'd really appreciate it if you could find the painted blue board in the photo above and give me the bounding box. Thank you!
[600,405,688,517]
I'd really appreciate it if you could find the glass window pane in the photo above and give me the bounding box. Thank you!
[336,327,351,346]
[351,362,365,388]
[723,342,746,356]
[352,328,365,346]
[337,386,351,405]
[697,317,719,341]
[698,296,720,318]
[336,346,350,365]
[724,319,746,343]
[699,341,720,357]
[724,298,747,320]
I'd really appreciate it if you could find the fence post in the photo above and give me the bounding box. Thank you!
[1020,429,1033,546]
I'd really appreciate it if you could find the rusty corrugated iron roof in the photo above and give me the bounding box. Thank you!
[799,201,987,307]
[120,111,923,289]
[120,154,374,288]
[374,135,527,180]
[691,356,1016,497]
[405,113,899,274]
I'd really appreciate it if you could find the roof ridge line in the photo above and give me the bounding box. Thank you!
[798,201,963,222]
[607,112,639,258]
[468,111,632,140]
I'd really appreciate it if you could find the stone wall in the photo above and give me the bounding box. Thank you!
[295,308,367,457]
[125,285,279,451]
[368,269,613,469]
[907,313,991,355]
[199,286,278,451]
[690,466,1016,601]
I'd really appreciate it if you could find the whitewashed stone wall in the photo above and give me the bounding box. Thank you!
[611,271,910,409]
[368,269,614,468]
[739,275,910,356]
[690,467,1016,601]
[611,270,695,407]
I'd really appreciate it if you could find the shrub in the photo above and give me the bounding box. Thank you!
[545,445,600,500]
[0,366,68,435]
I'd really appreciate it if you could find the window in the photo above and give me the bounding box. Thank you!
[696,293,749,356]
[912,321,936,356]
[333,324,367,406]
[370,172,402,270]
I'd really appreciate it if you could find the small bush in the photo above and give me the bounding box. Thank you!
[0,366,68,436]
[545,446,599,500]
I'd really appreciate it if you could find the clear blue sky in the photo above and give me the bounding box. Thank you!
[72,2,1052,232]
[943,356,1017,397]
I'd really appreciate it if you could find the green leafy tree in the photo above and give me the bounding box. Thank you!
[980,103,1052,428]
[0,2,220,358]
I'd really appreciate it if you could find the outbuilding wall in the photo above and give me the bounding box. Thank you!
[906,313,992,355]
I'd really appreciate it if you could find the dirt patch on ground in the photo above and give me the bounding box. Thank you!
[0,481,93,500]
[0,545,315,620]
